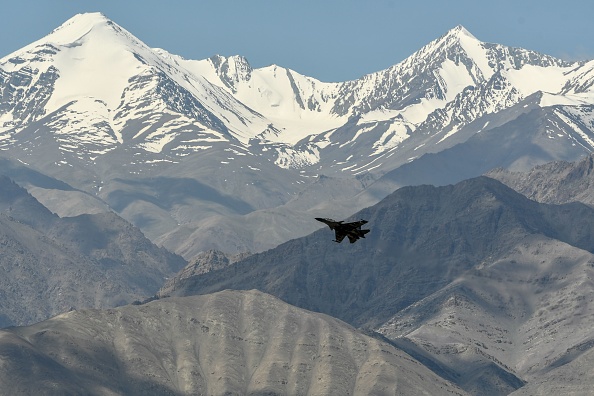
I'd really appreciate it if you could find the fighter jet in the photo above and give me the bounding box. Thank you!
[315,217,370,243]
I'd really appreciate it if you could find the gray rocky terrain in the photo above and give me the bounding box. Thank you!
[162,176,594,395]
[0,290,467,396]
[0,175,186,326]
[487,153,594,206]
[159,250,250,297]
[1,13,594,394]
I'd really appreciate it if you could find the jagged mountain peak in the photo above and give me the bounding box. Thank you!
[331,24,494,120]
[208,54,254,89]
[60,11,109,24]
[435,24,480,47]
[0,12,168,114]
[411,24,481,57]
[210,54,252,70]
[2,12,133,62]
[0,11,170,76]
[448,24,476,38]
[47,12,113,40]
[40,12,156,54]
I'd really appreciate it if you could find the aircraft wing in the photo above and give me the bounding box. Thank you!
[345,220,367,229]
[347,234,359,243]
[334,230,347,243]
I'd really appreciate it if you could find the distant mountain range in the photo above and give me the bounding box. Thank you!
[0,175,185,327]
[1,12,593,258]
[487,153,594,205]
[162,175,594,395]
[2,12,594,395]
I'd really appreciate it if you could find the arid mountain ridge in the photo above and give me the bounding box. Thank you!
[0,175,186,327]
[2,154,594,394]
[160,163,594,395]
[1,11,594,396]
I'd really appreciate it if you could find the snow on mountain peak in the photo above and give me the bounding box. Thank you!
[46,12,112,44]
[1,12,161,113]
[447,25,477,40]
[1,12,122,60]
[425,24,481,56]
[1,14,592,178]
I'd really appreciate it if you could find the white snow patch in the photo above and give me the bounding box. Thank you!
[506,65,572,97]
[360,109,401,123]
[556,109,594,149]
[41,15,147,112]
[341,163,358,171]
[354,163,382,175]
[539,92,592,107]
[372,122,410,154]
[458,33,493,80]
[400,97,444,125]
[436,59,476,102]
[143,159,178,164]
[437,125,461,144]
[477,120,491,133]
[139,132,177,153]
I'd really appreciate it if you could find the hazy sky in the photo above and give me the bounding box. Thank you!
[1,0,592,82]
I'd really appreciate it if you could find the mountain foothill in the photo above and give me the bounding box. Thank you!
[1,12,594,395]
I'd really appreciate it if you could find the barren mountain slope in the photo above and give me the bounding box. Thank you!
[0,290,467,396]
[487,153,594,206]
[509,344,594,395]
[161,176,594,395]
[164,177,594,326]
[379,235,594,395]
[0,176,186,326]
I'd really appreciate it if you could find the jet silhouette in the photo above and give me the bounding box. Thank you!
[315,217,370,243]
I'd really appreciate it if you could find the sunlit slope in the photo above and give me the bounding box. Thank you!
[0,290,467,396]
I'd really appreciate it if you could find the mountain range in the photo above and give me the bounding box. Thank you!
[2,11,594,395]
[487,153,594,206]
[0,174,185,327]
[0,290,467,395]
[1,12,593,258]
[3,164,594,394]
[162,175,594,395]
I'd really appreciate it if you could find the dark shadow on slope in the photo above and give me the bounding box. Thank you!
[362,107,593,202]
[0,330,185,395]
[461,361,526,396]
[0,157,77,191]
[107,176,254,215]
[363,330,461,384]
[546,338,594,372]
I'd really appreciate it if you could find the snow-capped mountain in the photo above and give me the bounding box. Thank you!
[308,26,594,176]
[1,12,593,257]
[2,13,593,174]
